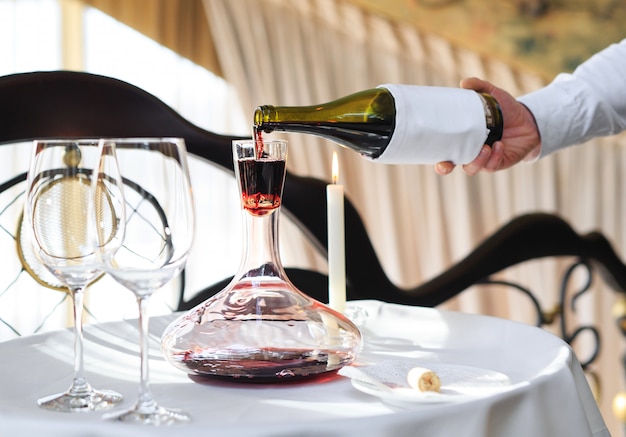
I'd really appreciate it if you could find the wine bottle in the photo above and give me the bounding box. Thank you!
[253,84,503,165]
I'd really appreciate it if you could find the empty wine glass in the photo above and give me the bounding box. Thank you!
[24,139,123,412]
[94,138,194,425]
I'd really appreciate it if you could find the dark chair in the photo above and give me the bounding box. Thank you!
[2,71,626,360]
[0,71,337,308]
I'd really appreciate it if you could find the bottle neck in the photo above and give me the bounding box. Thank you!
[236,209,285,280]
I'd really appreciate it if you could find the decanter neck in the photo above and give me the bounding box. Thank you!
[237,209,285,279]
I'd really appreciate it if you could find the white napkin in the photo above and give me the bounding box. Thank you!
[372,84,488,165]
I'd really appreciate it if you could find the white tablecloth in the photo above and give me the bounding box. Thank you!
[0,300,609,437]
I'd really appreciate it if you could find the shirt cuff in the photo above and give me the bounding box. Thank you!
[517,74,591,159]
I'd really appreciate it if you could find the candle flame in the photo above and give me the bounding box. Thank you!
[332,151,339,184]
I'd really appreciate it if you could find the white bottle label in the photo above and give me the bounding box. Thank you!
[372,84,489,165]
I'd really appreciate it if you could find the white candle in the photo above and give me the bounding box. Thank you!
[327,152,346,313]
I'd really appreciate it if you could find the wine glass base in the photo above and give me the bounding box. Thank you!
[37,389,123,412]
[103,404,191,426]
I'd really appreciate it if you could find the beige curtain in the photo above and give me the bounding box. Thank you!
[81,0,222,77]
[202,0,626,433]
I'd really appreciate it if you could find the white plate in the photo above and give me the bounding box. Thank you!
[347,360,511,406]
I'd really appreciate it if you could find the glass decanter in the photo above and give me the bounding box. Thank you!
[161,139,362,382]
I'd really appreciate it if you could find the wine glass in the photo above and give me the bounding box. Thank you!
[94,138,194,425]
[24,139,123,412]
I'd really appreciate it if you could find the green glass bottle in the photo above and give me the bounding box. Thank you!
[254,84,503,165]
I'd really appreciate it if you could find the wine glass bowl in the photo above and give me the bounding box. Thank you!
[31,169,119,286]
[94,138,193,425]
[24,139,123,412]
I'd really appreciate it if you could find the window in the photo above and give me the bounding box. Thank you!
[0,0,61,75]
[0,0,248,338]
[0,0,248,136]
[83,7,247,135]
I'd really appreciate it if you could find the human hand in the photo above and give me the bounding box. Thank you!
[435,77,541,176]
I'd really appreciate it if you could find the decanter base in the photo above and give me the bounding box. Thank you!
[175,347,352,382]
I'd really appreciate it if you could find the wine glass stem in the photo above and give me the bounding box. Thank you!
[68,286,91,395]
[136,294,157,410]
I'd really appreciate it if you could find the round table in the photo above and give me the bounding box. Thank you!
[0,300,609,436]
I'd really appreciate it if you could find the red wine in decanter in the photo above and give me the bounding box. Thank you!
[177,346,351,382]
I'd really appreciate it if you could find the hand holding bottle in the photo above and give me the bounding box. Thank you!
[435,77,541,176]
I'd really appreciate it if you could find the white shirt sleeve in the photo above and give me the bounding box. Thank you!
[518,39,626,158]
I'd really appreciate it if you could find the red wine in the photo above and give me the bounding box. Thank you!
[238,157,286,216]
[253,127,264,157]
[174,347,352,382]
